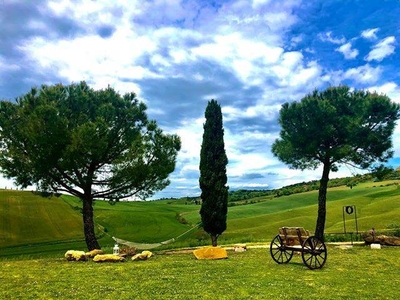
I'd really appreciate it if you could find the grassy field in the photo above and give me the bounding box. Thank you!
[0,181,399,299]
[0,180,399,257]
[1,246,399,299]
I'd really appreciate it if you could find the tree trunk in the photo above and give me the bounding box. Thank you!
[211,234,218,247]
[315,162,331,240]
[82,196,101,250]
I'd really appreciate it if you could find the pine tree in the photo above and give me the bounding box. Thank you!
[272,86,399,239]
[0,82,181,250]
[199,99,228,246]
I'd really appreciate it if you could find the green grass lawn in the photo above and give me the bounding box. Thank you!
[1,245,399,299]
[0,182,399,299]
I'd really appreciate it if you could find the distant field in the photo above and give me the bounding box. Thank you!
[0,180,399,257]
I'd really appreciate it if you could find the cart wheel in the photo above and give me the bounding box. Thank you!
[301,236,327,270]
[270,234,293,264]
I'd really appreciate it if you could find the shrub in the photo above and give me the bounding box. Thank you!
[386,224,400,237]
[324,233,363,243]
[119,247,137,257]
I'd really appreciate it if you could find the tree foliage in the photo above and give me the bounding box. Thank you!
[0,82,181,250]
[272,85,399,238]
[199,100,228,246]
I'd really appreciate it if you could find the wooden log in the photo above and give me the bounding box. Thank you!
[363,229,400,246]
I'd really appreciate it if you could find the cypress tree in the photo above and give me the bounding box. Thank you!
[199,99,228,247]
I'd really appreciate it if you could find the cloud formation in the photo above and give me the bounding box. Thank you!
[365,36,396,62]
[1,0,399,198]
[361,28,379,40]
[336,42,359,59]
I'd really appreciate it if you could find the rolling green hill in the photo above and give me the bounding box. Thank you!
[0,190,86,256]
[1,180,399,257]
[0,191,84,245]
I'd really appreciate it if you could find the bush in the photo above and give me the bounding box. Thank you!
[175,213,188,224]
[324,233,363,243]
[385,224,400,237]
[119,247,137,257]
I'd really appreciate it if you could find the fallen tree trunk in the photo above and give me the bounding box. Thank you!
[362,229,400,246]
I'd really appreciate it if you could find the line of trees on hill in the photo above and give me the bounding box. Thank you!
[168,167,399,204]
[230,167,399,202]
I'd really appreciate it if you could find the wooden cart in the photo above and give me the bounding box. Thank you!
[270,227,327,270]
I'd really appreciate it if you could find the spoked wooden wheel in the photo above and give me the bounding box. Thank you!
[270,235,294,264]
[301,236,327,269]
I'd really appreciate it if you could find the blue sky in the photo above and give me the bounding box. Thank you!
[1,0,399,199]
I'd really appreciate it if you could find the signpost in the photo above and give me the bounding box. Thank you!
[343,205,358,234]
[342,205,359,244]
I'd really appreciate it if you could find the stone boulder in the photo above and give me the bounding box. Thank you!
[132,250,153,261]
[193,246,228,260]
[65,250,88,261]
[93,254,125,262]
[86,249,104,258]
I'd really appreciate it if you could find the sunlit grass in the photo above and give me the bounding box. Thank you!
[1,246,399,299]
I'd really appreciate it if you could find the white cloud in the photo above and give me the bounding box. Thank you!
[343,64,382,84]
[367,82,400,156]
[0,176,35,191]
[48,0,131,28]
[223,104,281,122]
[175,117,204,160]
[272,54,322,89]
[0,57,20,72]
[191,31,310,89]
[365,36,396,62]
[318,31,346,44]
[271,52,302,79]
[361,28,379,39]
[252,0,272,8]
[222,0,299,34]
[0,177,15,190]
[290,34,304,48]
[325,64,382,85]
[228,153,273,177]
[19,25,186,97]
[192,32,284,70]
[18,0,304,97]
[392,125,400,158]
[335,42,359,59]
[290,61,321,86]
